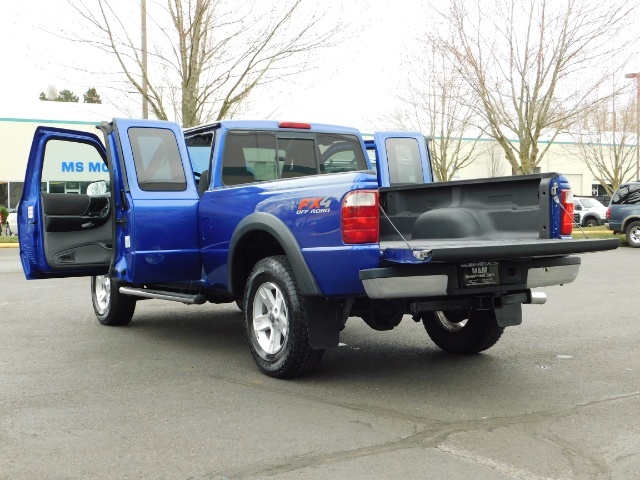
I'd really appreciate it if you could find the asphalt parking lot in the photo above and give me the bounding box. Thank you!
[0,246,639,479]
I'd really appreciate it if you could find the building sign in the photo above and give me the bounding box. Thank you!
[60,161,109,173]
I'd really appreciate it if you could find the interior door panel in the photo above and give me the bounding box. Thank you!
[41,193,112,270]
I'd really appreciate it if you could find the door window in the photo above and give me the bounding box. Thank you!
[129,128,187,191]
[42,139,109,193]
[385,137,423,185]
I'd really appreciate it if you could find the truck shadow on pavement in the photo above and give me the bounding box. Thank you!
[120,303,517,390]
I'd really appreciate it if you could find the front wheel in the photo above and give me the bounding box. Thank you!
[5,224,11,236]
[422,309,504,354]
[625,221,640,248]
[583,218,598,228]
[243,256,324,378]
[91,275,137,326]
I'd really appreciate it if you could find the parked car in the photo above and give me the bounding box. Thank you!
[5,207,17,236]
[607,180,640,248]
[573,197,608,227]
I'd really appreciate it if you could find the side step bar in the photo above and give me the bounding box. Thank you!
[119,286,207,305]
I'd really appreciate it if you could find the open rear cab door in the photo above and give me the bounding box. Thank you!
[372,131,432,187]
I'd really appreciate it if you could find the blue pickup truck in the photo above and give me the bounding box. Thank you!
[18,119,618,378]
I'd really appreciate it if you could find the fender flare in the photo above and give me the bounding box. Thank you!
[622,215,640,231]
[228,212,322,297]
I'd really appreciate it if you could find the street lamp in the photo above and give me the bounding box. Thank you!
[625,72,640,181]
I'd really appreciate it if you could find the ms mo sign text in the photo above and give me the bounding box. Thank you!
[61,162,108,173]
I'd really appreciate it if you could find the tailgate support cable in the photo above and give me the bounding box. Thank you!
[551,191,589,239]
[379,206,432,261]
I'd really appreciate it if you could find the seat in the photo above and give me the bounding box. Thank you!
[221,137,255,185]
[198,169,210,198]
[281,140,317,179]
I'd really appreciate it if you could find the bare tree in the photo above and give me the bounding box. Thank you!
[486,144,507,178]
[431,0,636,174]
[571,91,637,194]
[40,85,59,101]
[71,0,341,127]
[389,49,482,181]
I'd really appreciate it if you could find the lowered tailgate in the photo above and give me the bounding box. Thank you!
[360,238,618,299]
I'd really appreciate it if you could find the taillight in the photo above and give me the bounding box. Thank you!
[606,207,610,220]
[560,189,574,235]
[341,190,379,244]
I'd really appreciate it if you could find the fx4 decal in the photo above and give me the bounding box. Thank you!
[296,197,332,214]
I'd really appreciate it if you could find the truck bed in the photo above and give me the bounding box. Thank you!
[378,173,619,263]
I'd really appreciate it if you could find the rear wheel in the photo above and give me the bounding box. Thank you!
[91,275,137,326]
[244,255,323,378]
[422,309,504,354]
[625,221,640,248]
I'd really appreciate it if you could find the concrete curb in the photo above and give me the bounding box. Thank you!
[0,243,19,248]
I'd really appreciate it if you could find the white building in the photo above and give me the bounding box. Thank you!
[447,135,618,199]
[0,100,126,207]
[1,102,630,208]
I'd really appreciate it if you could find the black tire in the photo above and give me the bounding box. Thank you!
[583,217,598,228]
[91,275,136,326]
[5,224,11,236]
[243,255,324,379]
[625,221,640,248]
[422,309,504,354]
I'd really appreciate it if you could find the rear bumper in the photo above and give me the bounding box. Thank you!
[360,256,580,300]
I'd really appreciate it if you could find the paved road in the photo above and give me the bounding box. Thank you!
[0,247,639,479]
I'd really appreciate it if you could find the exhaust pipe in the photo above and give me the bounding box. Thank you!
[528,291,547,305]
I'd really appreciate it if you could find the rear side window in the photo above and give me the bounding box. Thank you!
[279,137,317,178]
[221,130,368,186]
[611,184,640,205]
[129,128,186,191]
[318,134,368,174]
[222,131,277,185]
[385,137,423,185]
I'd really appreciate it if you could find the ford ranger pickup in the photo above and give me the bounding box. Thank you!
[17,119,619,378]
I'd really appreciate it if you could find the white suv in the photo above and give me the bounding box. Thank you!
[573,197,608,227]
[5,208,17,236]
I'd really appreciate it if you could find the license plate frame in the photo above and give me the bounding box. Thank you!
[460,261,500,287]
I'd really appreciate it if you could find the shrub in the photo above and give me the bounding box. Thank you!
[0,205,7,225]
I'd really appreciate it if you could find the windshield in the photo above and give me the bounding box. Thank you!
[579,198,603,208]
[185,131,215,174]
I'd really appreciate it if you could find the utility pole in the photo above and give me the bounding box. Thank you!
[625,72,640,181]
[141,0,148,119]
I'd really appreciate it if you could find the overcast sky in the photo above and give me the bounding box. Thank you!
[2,1,638,131]
[0,0,429,129]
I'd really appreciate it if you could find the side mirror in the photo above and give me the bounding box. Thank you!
[575,204,583,211]
[87,181,109,195]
